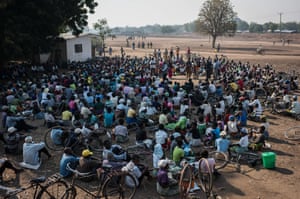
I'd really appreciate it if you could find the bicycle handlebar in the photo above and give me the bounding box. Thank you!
[66,163,95,178]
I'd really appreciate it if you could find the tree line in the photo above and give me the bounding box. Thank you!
[111,20,300,35]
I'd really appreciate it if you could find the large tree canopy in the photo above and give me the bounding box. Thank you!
[0,0,97,65]
[197,0,236,48]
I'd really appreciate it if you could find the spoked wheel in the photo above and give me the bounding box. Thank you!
[102,172,137,199]
[37,180,70,199]
[208,151,228,170]
[238,152,261,168]
[179,164,193,199]
[284,126,300,140]
[44,126,68,151]
[198,158,213,197]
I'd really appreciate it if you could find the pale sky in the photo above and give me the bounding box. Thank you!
[88,0,300,28]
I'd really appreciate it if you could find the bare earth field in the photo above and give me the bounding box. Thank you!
[1,33,300,199]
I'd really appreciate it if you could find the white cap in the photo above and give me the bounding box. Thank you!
[25,136,33,143]
[158,160,169,168]
[8,127,17,133]
[74,128,82,134]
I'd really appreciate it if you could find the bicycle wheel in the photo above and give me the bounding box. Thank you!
[179,164,193,198]
[208,151,228,170]
[238,152,260,167]
[102,172,137,199]
[44,126,66,151]
[198,158,213,196]
[37,180,70,199]
[285,126,300,140]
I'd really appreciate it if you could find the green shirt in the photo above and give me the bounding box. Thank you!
[173,146,184,165]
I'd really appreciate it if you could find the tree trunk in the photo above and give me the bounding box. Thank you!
[212,35,217,49]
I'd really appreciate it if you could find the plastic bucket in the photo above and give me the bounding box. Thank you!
[262,152,276,169]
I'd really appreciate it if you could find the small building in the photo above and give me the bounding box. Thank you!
[44,32,101,65]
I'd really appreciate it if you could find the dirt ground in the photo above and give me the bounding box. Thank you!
[1,33,300,199]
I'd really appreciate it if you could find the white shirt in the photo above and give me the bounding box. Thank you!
[200,158,215,173]
[239,135,249,148]
[155,130,168,144]
[200,103,212,117]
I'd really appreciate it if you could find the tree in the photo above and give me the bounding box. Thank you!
[0,0,97,65]
[263,22,278,32]
[93,19,113,57]
[197,0,237,48]
[236,18,249,31]
[249,22,263,33]
[161,25,176,34]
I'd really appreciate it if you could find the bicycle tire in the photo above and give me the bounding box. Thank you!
[238,152,260,166]
[284,126,300,140]
[37,180,70,199]
[208,151,228,170]
[102,172,137,199]
[179,164,193,198]
[198,158,213,195]
[44,126,66,151]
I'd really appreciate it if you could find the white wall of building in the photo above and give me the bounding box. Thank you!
[66,35,92,62]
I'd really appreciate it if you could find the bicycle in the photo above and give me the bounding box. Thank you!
[44,125,105,155]
[178,159,213,199]
[2,173,68,199]
[284,126,300,140]
[46,162,137,199]
[208,149,261,172]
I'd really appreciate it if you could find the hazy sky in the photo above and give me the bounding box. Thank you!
[88,0,300,27]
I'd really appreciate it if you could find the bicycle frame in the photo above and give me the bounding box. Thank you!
[3,176,46,199]
[65,163,112,198]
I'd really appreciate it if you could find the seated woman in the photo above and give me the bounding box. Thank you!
[156,159,179,196]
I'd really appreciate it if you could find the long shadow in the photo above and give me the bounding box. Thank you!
[267,148,295,157]
[268,121,279,125]
[268,137,296,146]
[265,114,278,120]
[268,166,294,175]
[213,175,245,197]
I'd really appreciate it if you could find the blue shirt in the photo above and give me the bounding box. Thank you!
[51,128,63,145]
[104,112,114,128]
[215,138,231,153]
[59,154,79,177]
